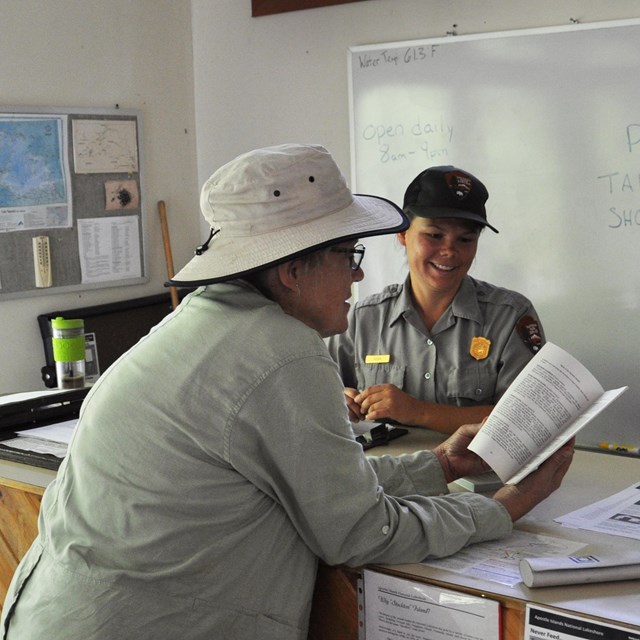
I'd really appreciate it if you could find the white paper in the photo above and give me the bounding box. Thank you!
[468,342,627,484]
[1,435,68,458]
[0,418,78,458]
[421,529,585,587]
[362,569,500,640]
[351,419,378,436]
[16,419,77,445]
[78,215,142,282]
[555,483,640,541]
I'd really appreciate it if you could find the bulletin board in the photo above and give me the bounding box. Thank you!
[348,19,640,449]
[0,106,147,299]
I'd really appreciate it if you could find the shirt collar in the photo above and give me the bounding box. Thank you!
[390,275,483,328]
[450,276,483,324]
[388,276,415,327]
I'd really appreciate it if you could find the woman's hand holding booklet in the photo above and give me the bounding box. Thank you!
[468,342,627,485]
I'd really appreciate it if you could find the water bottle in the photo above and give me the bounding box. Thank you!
[51,317,86,389]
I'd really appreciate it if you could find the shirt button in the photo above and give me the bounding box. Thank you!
[424,372,432,380]
[426,339,433,346]
[382,525,390,535]
[475,388,483,396]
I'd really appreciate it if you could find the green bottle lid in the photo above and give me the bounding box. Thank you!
[51,317,84,331]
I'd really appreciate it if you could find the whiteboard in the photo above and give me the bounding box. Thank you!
[348,19,640,450]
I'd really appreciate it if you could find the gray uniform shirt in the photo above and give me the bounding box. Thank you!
[328,276,544,407]
[2,282,511,640]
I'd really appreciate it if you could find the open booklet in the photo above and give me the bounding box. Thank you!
[468,342,627,485]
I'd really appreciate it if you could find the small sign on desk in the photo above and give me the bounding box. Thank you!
[526,603,640,640]
[359,569,500,640]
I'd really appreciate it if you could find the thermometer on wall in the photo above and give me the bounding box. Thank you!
[33,235,52,288]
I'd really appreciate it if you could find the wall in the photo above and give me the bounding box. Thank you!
[191,0,640,443]
[3,0,640,395]
[0,0,200,394]
[191,0,640,200]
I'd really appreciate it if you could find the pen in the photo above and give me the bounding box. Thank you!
[599,442,640,455]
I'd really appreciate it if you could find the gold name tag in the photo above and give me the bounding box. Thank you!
[365,354,391,364]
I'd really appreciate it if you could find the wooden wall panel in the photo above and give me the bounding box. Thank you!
[0,481,43,609]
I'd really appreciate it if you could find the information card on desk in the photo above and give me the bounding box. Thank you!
[361,570,500,640]
[526,603,640,640]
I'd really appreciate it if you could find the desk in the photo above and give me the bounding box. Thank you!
[2,432,639,635]
[309,429,640,638]
[0,460,56,607]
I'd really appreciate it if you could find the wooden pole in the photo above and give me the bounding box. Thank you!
[157,200,179,310]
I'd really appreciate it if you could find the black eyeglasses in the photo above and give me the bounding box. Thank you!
[330,244,366,271]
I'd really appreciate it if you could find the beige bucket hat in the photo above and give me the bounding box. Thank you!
[169,143,408,285]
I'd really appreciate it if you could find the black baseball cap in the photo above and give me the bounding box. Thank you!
[403,165,499,233]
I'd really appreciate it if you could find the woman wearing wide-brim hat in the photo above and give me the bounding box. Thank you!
[1,145,573,640]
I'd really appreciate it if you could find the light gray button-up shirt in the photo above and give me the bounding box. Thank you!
[2,282,512,640]
[328,276,544,406]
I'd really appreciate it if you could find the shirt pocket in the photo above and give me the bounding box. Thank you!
[356,362,405,389]
[446,364,497,405]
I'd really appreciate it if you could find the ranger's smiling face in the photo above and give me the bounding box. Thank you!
[399,217,479,297]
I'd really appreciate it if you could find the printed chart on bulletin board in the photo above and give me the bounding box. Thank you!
[348,19,640,449]
[0,106,147,299]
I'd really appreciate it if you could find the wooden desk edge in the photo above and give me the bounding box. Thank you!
[0,476,45,496]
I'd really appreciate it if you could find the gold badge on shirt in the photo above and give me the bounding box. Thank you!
[470,337,491,360]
